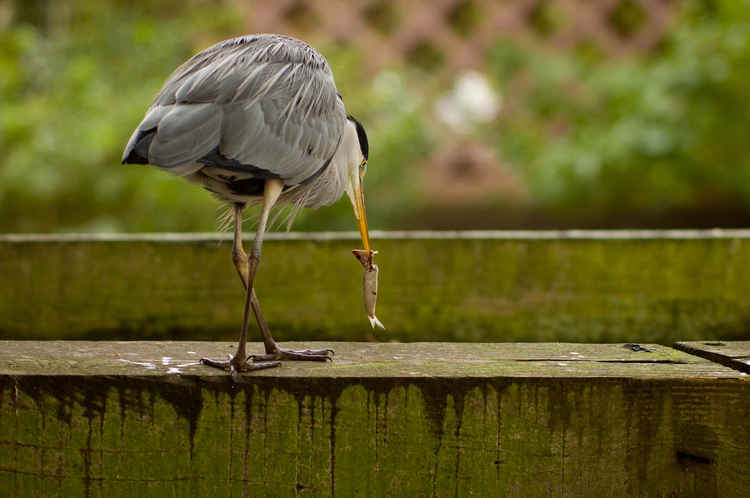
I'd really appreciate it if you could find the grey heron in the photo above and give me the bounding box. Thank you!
[122,34,375,375]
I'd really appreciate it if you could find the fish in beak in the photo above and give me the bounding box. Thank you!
[347,161,384,329]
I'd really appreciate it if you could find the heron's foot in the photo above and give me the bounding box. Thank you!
[200,354,280,378]
[250,348,334,362]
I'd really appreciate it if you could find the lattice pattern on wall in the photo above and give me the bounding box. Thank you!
[246,0,676,73]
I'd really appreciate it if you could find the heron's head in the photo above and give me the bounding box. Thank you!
[343,115,371,254]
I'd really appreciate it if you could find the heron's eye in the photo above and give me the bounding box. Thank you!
[359,159,367,178]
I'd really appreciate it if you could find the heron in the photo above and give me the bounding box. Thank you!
[122,34,377,375]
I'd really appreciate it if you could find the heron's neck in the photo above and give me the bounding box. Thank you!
[295,121,357,209]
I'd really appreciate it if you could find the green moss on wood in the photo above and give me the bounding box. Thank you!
[0,341,749,495]
[1,236,750,343]
[2,372,749,496]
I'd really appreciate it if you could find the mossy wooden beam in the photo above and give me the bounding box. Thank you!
[1,230,750,343]
[674,341,750,374]
[1,341,749,497]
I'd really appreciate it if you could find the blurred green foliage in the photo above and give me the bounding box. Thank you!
[0,0,749,232]
[0,0,244,231]
[0,0,432,232]
[484,0,750,223]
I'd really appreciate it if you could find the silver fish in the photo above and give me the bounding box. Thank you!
[363,264,385,329]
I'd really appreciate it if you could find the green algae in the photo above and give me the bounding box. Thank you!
[1,236,750,343]
[1,362,749,496]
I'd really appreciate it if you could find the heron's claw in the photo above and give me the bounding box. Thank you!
[200,355,281,374]
[250,348,334,362]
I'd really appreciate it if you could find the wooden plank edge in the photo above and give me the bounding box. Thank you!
[673,342,750,374]
[3,228,750,243]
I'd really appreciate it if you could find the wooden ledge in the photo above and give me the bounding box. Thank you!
[1,341,749,496]
[3,228,750,242]
[675,341,750,374]
[3,233,750,344]
[0,341,743,379]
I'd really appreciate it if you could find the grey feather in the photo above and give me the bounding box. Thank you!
[148,104,223,167]
[123,34,346,189]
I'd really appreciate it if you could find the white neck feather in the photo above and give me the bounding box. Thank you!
[283,120,359,209]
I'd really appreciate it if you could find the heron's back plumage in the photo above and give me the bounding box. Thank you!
[122,34,347,205]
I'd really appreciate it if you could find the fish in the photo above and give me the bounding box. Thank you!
[352,248,374,269]
[353,249,385,329]
[363,264,385,329]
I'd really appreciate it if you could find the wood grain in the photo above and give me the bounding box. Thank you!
[2,232,750,343]
[0,341,749,496]
[674,341,750,374]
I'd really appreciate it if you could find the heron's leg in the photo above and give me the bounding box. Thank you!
[243,185,333,363]
[231,203,251,289]
[232,179,331,365]
[200,202,280,375]
[226,204,282,351]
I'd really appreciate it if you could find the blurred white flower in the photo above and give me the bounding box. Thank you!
[435,71,501,132]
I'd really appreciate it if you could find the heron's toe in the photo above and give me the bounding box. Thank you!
[250,348,334,362]
[200,355,281,374]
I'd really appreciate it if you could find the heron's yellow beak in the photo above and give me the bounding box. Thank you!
[353,177,371,254]
[346,159,371,256]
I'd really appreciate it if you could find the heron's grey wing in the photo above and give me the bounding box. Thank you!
[218,93,345,185]
[121,43,231,168]
[123,35,346,184]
